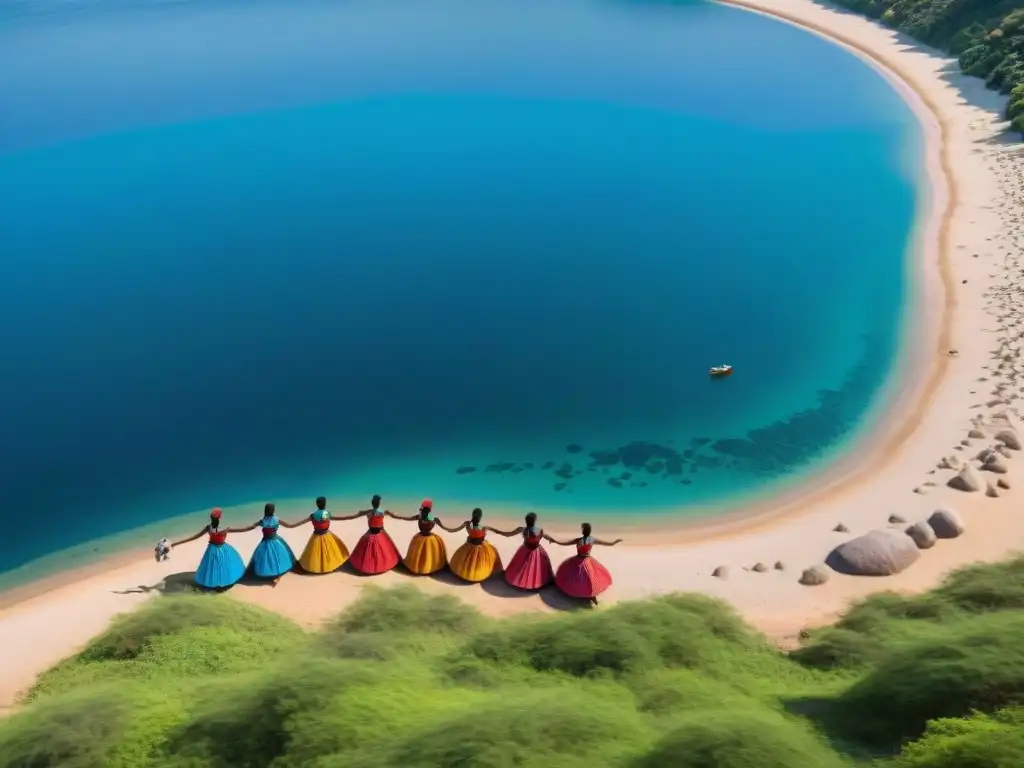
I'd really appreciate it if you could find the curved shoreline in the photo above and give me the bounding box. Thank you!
[4,0,1024,713]
[0,0,965,592]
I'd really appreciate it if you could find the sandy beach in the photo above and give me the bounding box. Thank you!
[3,0,1024,713]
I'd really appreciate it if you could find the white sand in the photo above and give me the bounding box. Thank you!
[3,0,1024,712]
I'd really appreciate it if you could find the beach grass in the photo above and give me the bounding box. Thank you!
[4,559,1024,767]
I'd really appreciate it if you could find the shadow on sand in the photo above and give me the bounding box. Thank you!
[111,571,199,596]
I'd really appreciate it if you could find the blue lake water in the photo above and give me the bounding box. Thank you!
[0,0,920,576]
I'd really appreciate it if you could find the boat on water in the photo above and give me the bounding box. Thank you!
[709,364,733,378]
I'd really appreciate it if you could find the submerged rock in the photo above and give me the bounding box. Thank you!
[826,529,921,576]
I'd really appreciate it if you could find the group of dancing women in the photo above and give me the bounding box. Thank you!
[167,496,623,604]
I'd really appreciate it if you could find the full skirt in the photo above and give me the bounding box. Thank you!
[449,541,502,583]
[504,544,554,591]
[249,535,297,578]
[349,530,401,575]
[194,543,247,589]
[554,555,613,599]
[298,531,350,574]
[403,533,448,575]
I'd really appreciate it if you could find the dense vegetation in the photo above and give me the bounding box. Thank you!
[3,557,1024,766]
[832,0,1024,136]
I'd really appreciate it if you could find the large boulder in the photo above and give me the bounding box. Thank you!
[947,464,983,492]
[928,508,965,539]
[905,521,937,550]
[826,529,921,576]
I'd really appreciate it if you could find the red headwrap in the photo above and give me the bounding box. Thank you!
[421,499,433,510]
[210,508,223,519]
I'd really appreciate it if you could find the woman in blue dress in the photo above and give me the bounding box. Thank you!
[231,503,297,585]
[169,508,247,590]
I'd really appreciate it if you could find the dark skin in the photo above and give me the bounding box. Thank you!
[386,508,446,528]
[171,520,228,548]
[279,509,364,528]
[544,534,623,546]
[437,515,518,536]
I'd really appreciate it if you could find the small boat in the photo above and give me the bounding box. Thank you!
[709,364,733,378]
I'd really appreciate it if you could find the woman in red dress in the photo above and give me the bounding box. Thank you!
[548,522,622,605]
[347,494,402,575]
[503,512,554,591]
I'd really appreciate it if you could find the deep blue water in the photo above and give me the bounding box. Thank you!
[0,0,920,575]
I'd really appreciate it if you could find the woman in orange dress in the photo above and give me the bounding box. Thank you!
[441,508,514,583]
[503,512,554,591]
[388,499,449,575]
[348,494,402,575]
[548,522,622,605]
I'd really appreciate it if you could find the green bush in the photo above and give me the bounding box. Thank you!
[888,708,1024,767]
[466,593,762,677]
[319,584,484,660]
[78,594,304,662]
[834,0,1024,121]
[27,597,305,701]
[0,685,129,768]
[8,557,1024,766]
[635,709,846,768]
[839,611,1024,744]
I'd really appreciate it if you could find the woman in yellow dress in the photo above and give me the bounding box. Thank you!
[283,496,353,574]
[388,499,449,575]
[440,507,515,583]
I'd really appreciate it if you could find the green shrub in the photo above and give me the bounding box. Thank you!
[888,708,1024,767]
[635,709,846,768]
[319,584,484,660]
[839,611,1024,744]
[0,685,129,768]
[382,684,651,768]
[78,594,303,662]
[467,593,761,677]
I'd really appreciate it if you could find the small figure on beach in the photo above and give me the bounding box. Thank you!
[348,494,402,575]
[389,499,448,575]
[169,508,247,590]
[442,507,510,583]
[154,537,171,563]
[503,512,554,591]
[548,523,622,605]
[231,503,297,585]
[286,497,350,575]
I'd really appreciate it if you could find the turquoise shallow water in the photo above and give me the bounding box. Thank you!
[0,0,920,576]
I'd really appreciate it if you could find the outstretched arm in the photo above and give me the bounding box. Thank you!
[438,520,468,534]
[332,510,368,522]
[385,510,419,522]
[543,534,576,546]
[485,525,522,537]
[227,521,260,534]
[593,538,623,546]
[279,517,308,529]
[170,526,208,548]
